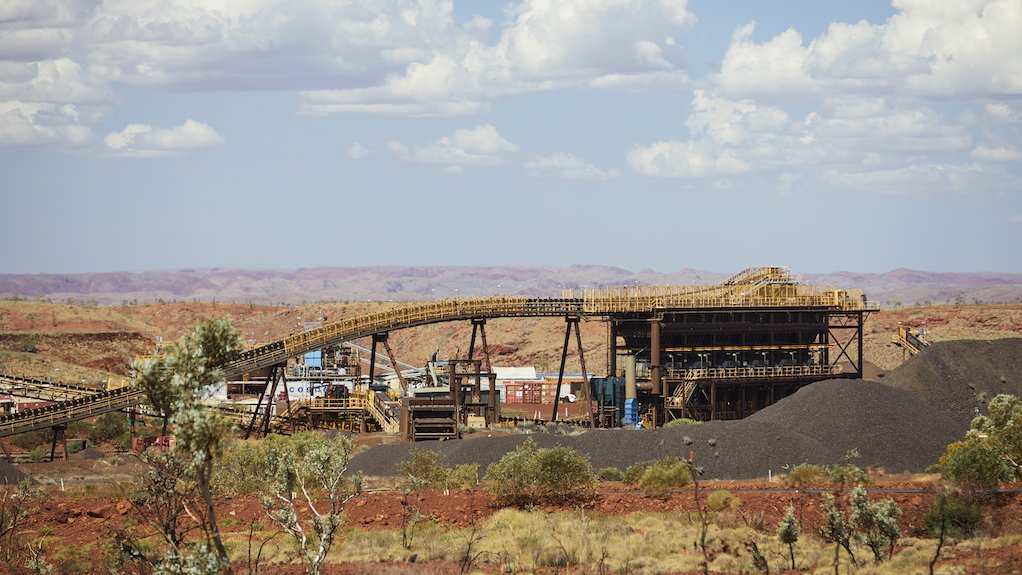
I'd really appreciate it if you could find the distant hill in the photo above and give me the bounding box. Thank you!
[1,266,1020,306]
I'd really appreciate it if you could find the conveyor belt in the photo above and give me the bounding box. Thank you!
[0,268,872,437]
[0,385,144,437]
[0,374,101,402]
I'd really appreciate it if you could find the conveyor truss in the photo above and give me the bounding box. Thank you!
[0,267,873,438]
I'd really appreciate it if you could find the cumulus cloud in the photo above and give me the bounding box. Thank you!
[103,119,224,157]
[301,0,696,115]
[525,152,619,180]
[716,1,1022,100]
[389,124,518,166]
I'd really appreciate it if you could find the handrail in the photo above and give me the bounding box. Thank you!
[665,365,843,389]
[0,387,145,438]
[223,268,869,379]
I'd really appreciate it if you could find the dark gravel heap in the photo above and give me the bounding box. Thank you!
[348,339,1022,480]
[881,338,1022,429]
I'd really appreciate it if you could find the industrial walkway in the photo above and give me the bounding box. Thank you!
[0,267,871,437]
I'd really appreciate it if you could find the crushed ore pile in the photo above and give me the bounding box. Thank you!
[349,338,1022,480]
[881,339,1022,428]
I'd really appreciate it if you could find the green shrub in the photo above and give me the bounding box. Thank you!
[212,438,272,494]
[636,457,691,498]
[707,489,740,511]
[623,460,657,485]
[400,449,478,491]
[785,463,826,487]
[596,467,624,482]
[90,413,128,444]
[29,446,48,462]
[663,418,701,428]
[925,496,981,538]
[532,446,597,503]
[828,463,871,486]
[12,430,48,451]
[484,438,595,507]
[938,439,1014,495]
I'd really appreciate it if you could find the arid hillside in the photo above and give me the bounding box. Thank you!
[2,266,1021,305]
[1,299,1020,383]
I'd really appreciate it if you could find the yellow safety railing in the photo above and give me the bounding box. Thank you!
[223,268,874,379]
[289,389,400,434]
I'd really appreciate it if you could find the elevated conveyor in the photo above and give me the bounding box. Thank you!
[223,269,870,379]
[0,374,102,403]
[0,268,874,436]
[0,386,145,438]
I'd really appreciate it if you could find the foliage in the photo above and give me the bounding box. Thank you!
[663,418,701,428]
[153,543,227,575]
[938,438,1014,495]
[484,438,596,507]
[828,448,870,486]
[131,318,242,571]
[28,447,48,463]
[89,412,128,444]
[828,463,871,486]
[400,449,478,492]
[622,460,656,485]
[0,483,31,563]
[636,457,692,499]
[212,438,273,495]
[819,493,857,570]
[595,467,624,482]
[850,486,901,563]
[260,431,363,575]
[969,393,1022,477]
[11,430,50,451]
[776,505,799,570]
[706,490,740,512]
[925,495,982,539]
[784,463,826,487]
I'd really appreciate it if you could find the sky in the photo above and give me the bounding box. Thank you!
[1,0,1021,275]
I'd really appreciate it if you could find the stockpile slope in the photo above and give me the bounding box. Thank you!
[349,379,954,479]
[745,379,961,472]
[350,340,1021,480]
[881,338,1022,428]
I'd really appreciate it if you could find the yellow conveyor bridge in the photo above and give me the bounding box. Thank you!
[0,267,873,437]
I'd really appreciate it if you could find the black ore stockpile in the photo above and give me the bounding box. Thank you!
[881,338,1022,429]
[349,340,1021,480]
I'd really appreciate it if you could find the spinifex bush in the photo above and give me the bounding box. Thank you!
[785,463,826,487]
[400,448,478,491]
[484,438,595,507]
[636,457,692,498]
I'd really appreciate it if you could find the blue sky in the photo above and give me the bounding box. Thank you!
[1,0,1020,274]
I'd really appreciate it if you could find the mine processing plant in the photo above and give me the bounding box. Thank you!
[0,267,876,443]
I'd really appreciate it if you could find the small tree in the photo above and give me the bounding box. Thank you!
[261,432,363,575]
[132,318,242,571]
[938,438,1014,500]
[776,505,799,570]
[819,493,857,574]
[970,393,1022,476]
[850,486,901,563]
